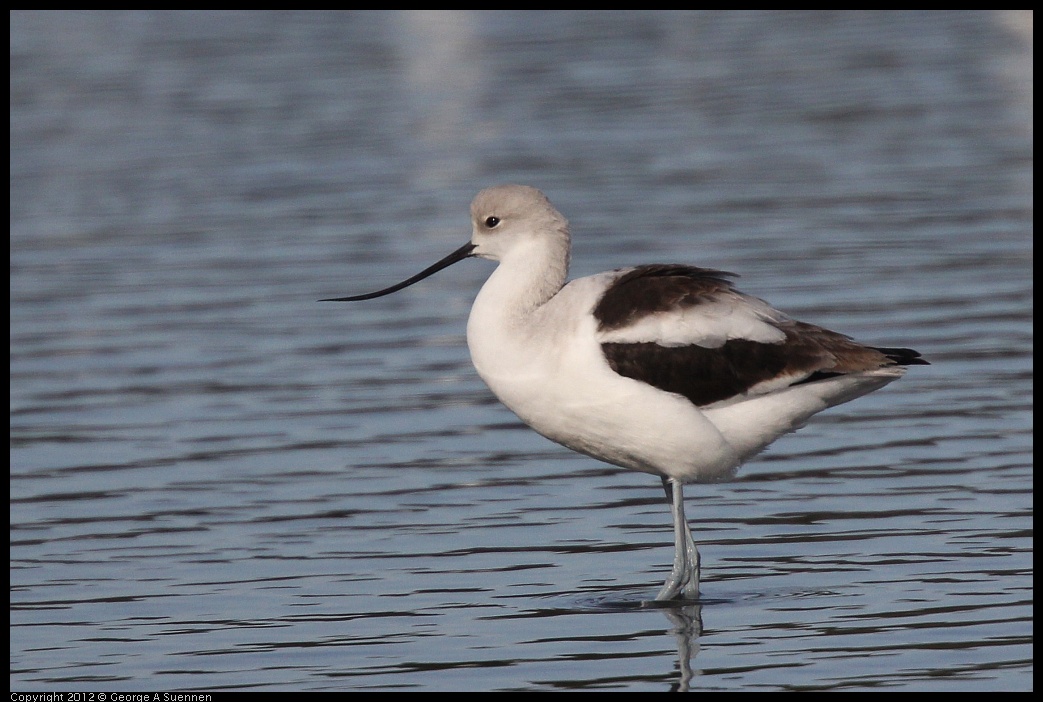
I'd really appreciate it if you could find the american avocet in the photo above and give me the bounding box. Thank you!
[323,185,927,601]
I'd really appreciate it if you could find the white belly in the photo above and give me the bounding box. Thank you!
[467,277,743,482]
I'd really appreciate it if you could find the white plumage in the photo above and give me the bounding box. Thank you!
[325,184,927,601]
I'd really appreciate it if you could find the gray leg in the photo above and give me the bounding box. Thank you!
[656,477,700,601]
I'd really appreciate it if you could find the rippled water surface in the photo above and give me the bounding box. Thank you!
[10,10,1032,692]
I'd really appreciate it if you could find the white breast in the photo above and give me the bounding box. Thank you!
[467,274,743,481]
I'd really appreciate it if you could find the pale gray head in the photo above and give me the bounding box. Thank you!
[321,185,568,302]
[469,184,570,258]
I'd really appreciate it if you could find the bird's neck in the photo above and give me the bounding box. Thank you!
[477,237,570,320]
[466,236,570,378]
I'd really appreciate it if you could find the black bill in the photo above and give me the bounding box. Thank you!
[321,242,477,302]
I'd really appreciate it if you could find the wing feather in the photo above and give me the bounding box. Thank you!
[594,265,926,407]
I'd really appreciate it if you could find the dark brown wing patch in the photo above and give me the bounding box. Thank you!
[872,347,930,366]
[594,264,927,406]
[602,339,800,406]
[602,320,926,407]
[594,265,738,332]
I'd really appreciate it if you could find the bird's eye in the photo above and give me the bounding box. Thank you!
[484,216,501,229]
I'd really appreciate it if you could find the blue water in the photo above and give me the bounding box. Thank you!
[10,10,1032,691]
